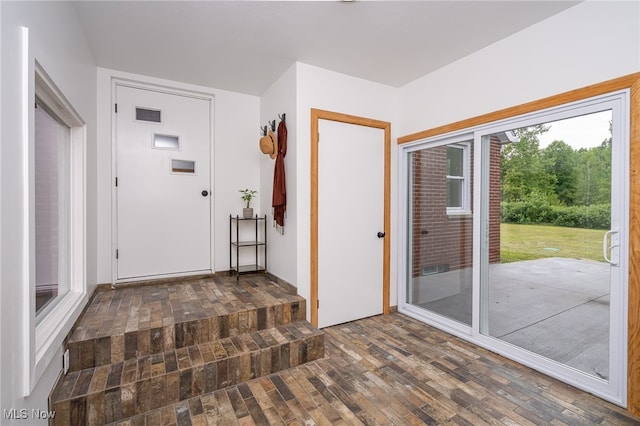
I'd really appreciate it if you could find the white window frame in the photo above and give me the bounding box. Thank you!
[23,57,88,394]
[446,142,471,215]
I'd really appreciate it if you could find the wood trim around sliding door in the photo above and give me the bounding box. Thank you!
[310,109,391,327]
[398,72,640,416]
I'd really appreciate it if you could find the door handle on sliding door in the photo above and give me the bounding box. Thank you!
[603,229,619,266]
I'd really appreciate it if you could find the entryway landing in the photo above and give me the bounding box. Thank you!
[49,273,324,425]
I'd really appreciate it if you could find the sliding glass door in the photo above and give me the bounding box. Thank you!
[401,91,628,405]
[479,110,616,381]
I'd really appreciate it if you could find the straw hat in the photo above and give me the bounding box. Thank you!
[259,130,278,159]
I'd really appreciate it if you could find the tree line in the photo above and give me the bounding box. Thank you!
[500,125,611,229]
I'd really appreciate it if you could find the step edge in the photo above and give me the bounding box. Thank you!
[65,304,311,372]
[52,324,324,404]
[51,333,324,424]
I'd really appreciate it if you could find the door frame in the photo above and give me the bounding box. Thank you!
[310,108,391,326]
[398,72,640,415]
[111,79,215,284]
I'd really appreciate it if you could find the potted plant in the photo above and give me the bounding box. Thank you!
[239,188,257,218]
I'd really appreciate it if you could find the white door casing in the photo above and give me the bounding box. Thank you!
[115,84,213,281]
[317,119,385,328]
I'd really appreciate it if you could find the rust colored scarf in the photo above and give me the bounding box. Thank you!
[272,119,287,233]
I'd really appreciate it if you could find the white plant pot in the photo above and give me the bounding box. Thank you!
[243,208,254,219]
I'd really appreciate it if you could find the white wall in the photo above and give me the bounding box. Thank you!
[259,65,298,285]
[1,1,97,423]
[399,1,640,136]
[96,68,261,283]
[293,62,399,309]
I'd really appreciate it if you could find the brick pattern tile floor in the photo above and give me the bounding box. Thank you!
[106,312,640,425]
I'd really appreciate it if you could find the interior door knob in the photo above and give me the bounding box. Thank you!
[201,190,209,197]
[377,231,386,238]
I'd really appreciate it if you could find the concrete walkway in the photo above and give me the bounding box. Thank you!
[415,257,610,379]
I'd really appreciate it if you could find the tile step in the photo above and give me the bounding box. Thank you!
[66,300,306,372]
[51,321,324,425]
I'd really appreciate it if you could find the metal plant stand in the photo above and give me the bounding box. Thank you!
[229,214,267,280]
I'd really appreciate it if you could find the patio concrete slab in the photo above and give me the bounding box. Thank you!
[489,257,609,296]
[500,294,610,379]
[413,257,611,379]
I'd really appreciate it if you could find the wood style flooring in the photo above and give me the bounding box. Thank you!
[107,312,640,425]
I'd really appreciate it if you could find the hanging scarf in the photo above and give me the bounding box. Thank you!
[272,119,287,234]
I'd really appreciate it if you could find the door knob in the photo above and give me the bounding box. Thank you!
[377,231,386,238]
[201,190,209,197]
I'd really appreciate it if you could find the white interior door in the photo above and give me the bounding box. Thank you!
[318,120,385,328]
[115,84,212,280]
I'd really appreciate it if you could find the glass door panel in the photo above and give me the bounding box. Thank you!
[407,139,474,326]
[480,110,613,380]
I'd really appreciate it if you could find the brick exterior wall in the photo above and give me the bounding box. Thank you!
[488,137,502,264]
[410,138,501,278]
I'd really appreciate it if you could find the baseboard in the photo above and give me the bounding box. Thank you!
[101,273,214,291]
[265,272,297,295]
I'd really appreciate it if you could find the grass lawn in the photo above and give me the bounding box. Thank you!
[500,223,607,263]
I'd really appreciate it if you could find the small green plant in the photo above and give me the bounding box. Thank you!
[239,189,257,208]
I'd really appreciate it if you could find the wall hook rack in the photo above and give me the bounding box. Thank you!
[260,125,267,136]
[278,113,286,123]
[269,120,276,132]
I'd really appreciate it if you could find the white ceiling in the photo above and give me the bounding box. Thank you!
[73,1,580,96]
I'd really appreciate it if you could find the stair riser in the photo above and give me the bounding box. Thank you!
[67,301,306,372]
[53,335,324,425]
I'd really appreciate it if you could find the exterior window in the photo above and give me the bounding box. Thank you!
[34,100,70,318]
[30,60,87,393]
[446,143,470,214]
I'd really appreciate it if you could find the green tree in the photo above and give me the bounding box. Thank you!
[575,139,611,206]
[541,140,577,205]
[501,125,557,203]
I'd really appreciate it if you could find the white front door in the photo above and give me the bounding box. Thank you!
[115,84,212,281]
[317,119,385,328]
